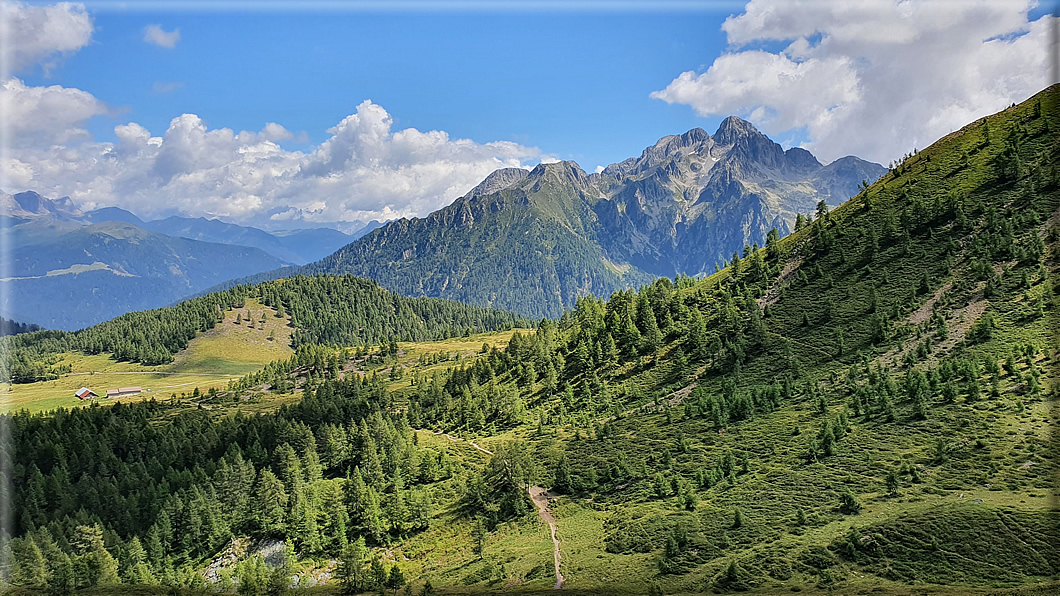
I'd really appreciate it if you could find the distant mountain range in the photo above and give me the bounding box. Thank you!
[6,117,885,326]
[82,207,379,266]
[0,191,378,330]
[235,117,884,318]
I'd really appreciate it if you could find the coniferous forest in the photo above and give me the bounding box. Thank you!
[2,88,1059,594]
[1,275,528,384]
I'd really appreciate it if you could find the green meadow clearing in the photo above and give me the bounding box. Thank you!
[2,299,294,414]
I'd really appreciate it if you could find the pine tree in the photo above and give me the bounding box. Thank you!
[554,454,572,493]
[640,307,662,354]
[336,537,368,595]
[838,490,863,514]
[766,227,782,261]
[601,333,618,368]
[472,515,487,555]
[386,565,407,594]
[11,535,48,588]
[885,470,900,496]
[253,470,288,535]
[71,524,119,588]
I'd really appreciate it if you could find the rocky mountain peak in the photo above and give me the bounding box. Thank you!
[711,116,788,171]
[526,160,592,189]
[678,127,710,147]
[2,190,83,220]
[713,115,764,145]
[468,167,530,198]
[784,147,823,171]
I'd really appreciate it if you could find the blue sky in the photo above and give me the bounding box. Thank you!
[6,1,1054,227]
[25,7,741,172]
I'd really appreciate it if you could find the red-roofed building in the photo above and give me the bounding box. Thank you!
[75,387,98,400]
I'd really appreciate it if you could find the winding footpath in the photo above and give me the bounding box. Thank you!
[529,486,565,589]
[414,429,565,589]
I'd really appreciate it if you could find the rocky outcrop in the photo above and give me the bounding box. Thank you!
[294,117,884,317]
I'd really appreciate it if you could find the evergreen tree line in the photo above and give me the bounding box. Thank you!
[3,373,451,592]
[2,274,528,384]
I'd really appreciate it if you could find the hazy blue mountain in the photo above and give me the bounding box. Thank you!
[2,219,293,330]
[1,192,297,329]
[81,211,361,265]
[1,190,83,225]
[83,206,145,226]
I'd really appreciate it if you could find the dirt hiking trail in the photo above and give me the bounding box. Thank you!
[530,486,564,589]
[414,429,564,589]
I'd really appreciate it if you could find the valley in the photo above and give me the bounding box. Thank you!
[2,87,1058,596]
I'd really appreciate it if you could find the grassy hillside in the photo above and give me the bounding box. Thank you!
[1,274,528,386]
[2,87,1058,596]
[1,299,295,414]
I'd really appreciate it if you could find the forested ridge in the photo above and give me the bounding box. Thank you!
[0,318,42,337]
[1,275,528,384]
[301,179,656,319]
[2,87,1059,594]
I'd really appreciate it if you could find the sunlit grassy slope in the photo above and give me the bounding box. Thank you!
[361,87,1060,594]
[4,88,1058,596]
[1,299,294,414]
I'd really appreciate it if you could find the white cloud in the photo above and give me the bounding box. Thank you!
[0,1,94,73]
[652,0,1055,164]
[143,24,180,49]
[5,100,545,226]
[0,77,108,148]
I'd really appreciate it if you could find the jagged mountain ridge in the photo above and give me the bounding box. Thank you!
[589,117,885,275]
[298,117,884,317]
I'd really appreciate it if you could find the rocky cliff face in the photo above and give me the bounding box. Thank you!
[584,117,885,276]
[296,117,885,317]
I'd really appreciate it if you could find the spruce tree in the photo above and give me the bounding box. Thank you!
[336,537,368,595]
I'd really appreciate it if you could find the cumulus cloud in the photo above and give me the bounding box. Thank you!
[5,100,544,226]
[651,0,1056,164]
[0,77,108,148]
[0,0,93,73]
[143,24,180,48]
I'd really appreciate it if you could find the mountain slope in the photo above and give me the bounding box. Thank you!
[291,119,884,318]
[1,220,293,330]
[303,160,656,318]
[383,84,1059,592]
[2,86,1057,595]
[135,215,358,265]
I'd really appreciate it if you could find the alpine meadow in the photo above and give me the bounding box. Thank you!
[2,3,1060,595]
